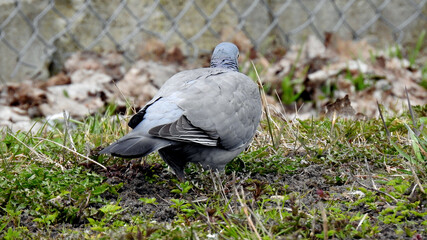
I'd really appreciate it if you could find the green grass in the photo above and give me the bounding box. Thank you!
[421,62,427,90]
[0,100,426,239]
[1,40,426,239]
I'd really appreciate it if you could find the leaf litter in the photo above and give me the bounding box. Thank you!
[0,34,425,132]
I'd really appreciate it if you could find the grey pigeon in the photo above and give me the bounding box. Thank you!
[100,42,262,180]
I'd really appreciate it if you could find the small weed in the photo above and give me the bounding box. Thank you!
[87,203,124,232]
[171,181,193,196]
[3,227,22,240]
[408,30,426,67]
[139,197,158,205]
[33,212,58,227]
[388,44,403,59]
[280,55,306,106]
[345,70,370,91]
[170,199,195,219]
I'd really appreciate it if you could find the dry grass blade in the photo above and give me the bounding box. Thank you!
[63,111,77,151]
[403,88,425,193]
[408,163,425,194]
[320,202,328,240]
[310,213,316,238]
[113,80,137,115]
[356,213,368,230]
[354,178,399,203]
[378,98,425,194]
[9,133,65,171]
[77,192,92,218]
[273,90,312,155]
[237,187,270,237]
[404,87,418,134]
[215,171,233,213]
[377,101,391,139]
[235,186,262,240]
[364,157,378,190]
[34,137,107,170]
[330,111,337,137]
[251,61,277,149]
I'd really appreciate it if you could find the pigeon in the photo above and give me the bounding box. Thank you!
[100,42,262,180]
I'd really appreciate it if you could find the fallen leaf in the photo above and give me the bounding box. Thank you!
[165,46,185,64]
[116,60,180,107]
[37,72,71,89]
[322,95,356,119]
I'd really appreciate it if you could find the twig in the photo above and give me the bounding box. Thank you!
[34,137,107,170]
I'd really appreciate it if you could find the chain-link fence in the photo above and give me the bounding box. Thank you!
[1,0,426,82]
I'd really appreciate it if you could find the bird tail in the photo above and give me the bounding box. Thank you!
[99,134,171,158]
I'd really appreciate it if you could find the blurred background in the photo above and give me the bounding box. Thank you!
[0,0,426,132]
[1,0,426,82]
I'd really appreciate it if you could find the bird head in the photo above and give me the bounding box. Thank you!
[210,42,240,72]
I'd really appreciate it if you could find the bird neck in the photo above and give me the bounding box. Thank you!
[210,57,239,72]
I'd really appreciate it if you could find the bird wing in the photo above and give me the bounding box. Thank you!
[144,68,262,150]
[128,68,217,130]
[148,114,219,146]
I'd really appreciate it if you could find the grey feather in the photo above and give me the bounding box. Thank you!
[149,115,219,146]
[100,42,262,180]
[99,133,172,158]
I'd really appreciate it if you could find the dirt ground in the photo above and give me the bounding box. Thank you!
[8,149,425,239]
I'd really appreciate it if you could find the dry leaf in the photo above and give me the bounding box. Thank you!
[116,60,180,106]
[322,95,356,119]
[37,72,71,89]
